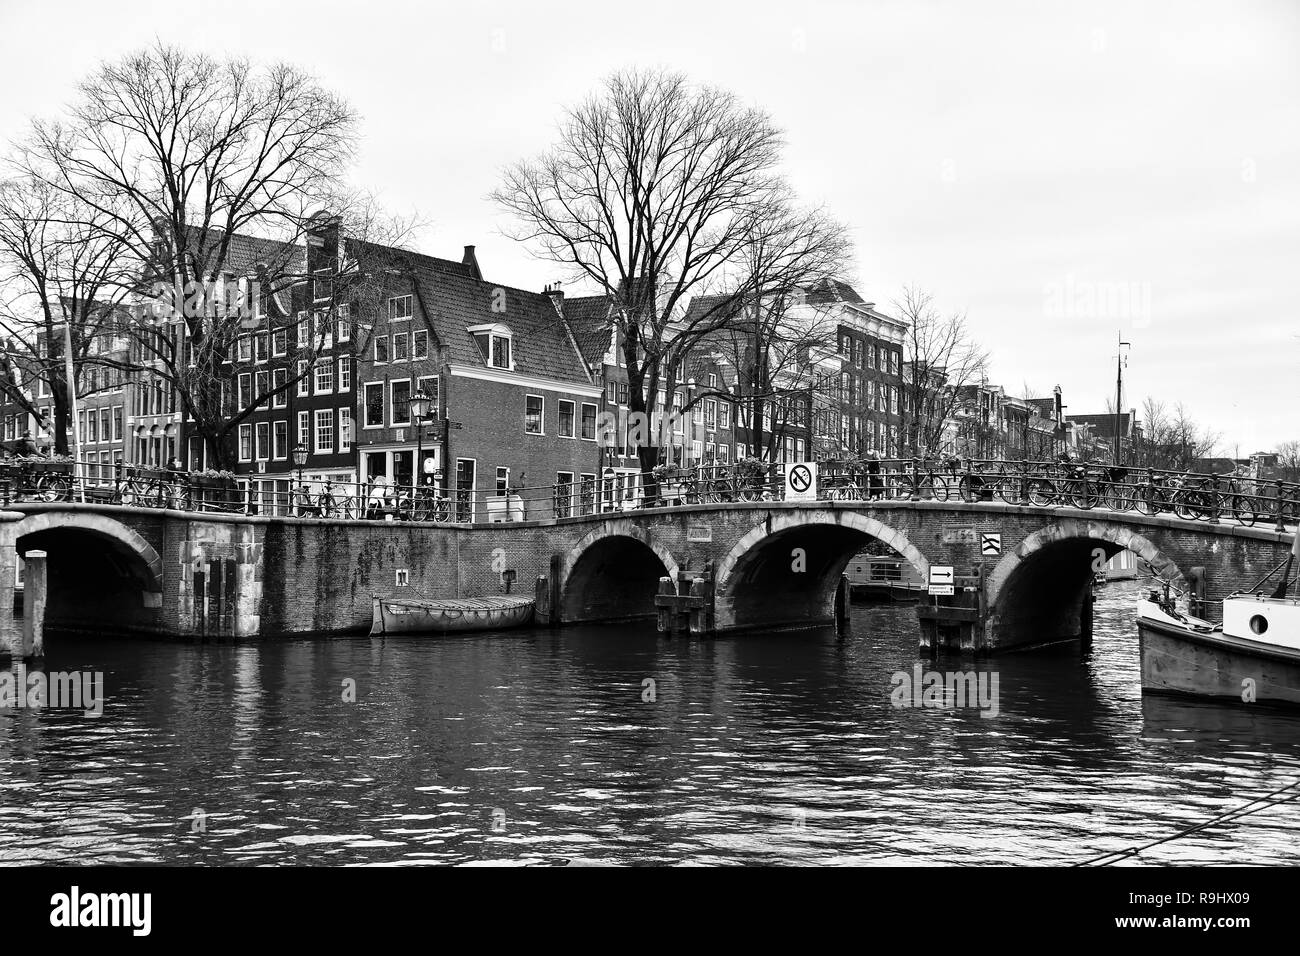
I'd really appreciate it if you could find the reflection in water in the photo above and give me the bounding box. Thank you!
[1,580,1298,865]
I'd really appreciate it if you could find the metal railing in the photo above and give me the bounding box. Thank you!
[1,455,1297,531]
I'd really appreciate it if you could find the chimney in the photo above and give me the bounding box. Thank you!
[462,244,482,280]
[864,302,876,311]
[544,281,564,314]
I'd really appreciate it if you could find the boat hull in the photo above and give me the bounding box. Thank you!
[371,596,535,636]
[1138,614,1300,707]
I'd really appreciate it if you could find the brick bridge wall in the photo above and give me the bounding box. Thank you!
[0,501,1292,653]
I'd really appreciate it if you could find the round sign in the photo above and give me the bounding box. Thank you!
[789,464,813,493]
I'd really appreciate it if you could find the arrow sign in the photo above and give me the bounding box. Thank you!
[981,533,1002,556]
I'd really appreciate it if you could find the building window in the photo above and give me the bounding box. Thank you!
[364,383,384,428]
[374,336,388,364]
[238,373,253,409]
[297,314,309,348]
[314,358,333,394]
[558,399,575,438]
[237,335,252,363]
[297,411,310,448]
[388,295,413,321]
[496,467,509,496]
[255,422,270,461]
[272,328,287,357]
[314,408,334,454]
[470,324,513,370]
[255,332,268,364]
[719,402,729,430]
[339,408,353,452]
[705,399,717,430]
[337,305,351,342]
[524,394,544,434]
[238,423,253,462]
[616,382,629,405]
[297,360,309,397]
[256,370,269,403]
[392,332,408,361]
[413,329,428,359]
[391,379,411,426]
[338,356,351,391]
[581,403,597,441]
[273,421,288,460]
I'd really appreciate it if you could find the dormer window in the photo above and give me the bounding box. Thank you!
[469,323,513,370]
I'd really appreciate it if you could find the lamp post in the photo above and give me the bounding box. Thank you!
[292,442,308,486]
[409,388,432,489]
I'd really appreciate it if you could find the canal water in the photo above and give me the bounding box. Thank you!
[2,580,1298,865]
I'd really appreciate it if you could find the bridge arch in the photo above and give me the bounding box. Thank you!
[12,511,165,635]
[559,519,680,624]
[985,518,1186,649]
[714,510,929,632]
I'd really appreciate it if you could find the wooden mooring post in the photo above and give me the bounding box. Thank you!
[916,564,983,656]
[19,549,47,659]
[656,563,714,638]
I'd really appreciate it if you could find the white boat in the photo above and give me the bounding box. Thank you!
[370,595,535,636]
[1136,536,1300,706]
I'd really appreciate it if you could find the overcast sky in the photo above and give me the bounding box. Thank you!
[1,0,1296,452]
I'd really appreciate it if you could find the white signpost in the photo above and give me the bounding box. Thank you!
[784,462,818,502]
[928,565,955,596]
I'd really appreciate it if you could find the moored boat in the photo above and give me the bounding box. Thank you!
[370,595,535,635]
[1137,535,1300,707]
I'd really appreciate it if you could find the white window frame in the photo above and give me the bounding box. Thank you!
[297,411,310,448]
[314,408,334,455]
[524,394,545,435]
[388,295,413,321]
[314,358,334,395]
[339,407,353,453]
[338,356,351,392]
[363,381,385,429]
[556,399,576,439]
[390,378,412,427]
[238,423,253,462]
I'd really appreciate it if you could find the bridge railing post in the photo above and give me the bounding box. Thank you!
[1020,458,1030,504]
[1276,480,1287,532]
[909,457,920,501]
[1208,475,1221,523]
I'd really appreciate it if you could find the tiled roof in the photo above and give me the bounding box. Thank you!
[405,260,591,385]
[562,295,614,365]
[804,278,865,305]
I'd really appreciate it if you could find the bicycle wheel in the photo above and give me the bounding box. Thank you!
[1232,495,1256,527]
[1068,480,1094,509]
[1172,491,1198,520]
[1027,478,1055,507]
[958,475,978,503]
[33,474,71,502]
[994,472,1019,503]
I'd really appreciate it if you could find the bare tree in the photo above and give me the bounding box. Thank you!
[1130,397,1219,471]
[15,43,375,466]
[1272,440,1300,482]
[0,175,134,452]
[894,286,988,459]
[494,68,850,477]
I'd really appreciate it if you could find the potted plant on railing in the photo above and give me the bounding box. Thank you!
[651,463,684,506]
[189,468,238,511]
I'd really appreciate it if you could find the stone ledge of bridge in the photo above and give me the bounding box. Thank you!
[6,497,1293,545]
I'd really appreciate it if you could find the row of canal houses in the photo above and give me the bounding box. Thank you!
[1,215,915,520]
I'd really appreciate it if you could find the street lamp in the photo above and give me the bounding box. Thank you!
[409,388,432,488]
[292,442,308,486]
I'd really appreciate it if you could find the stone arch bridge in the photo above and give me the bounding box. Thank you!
[0,499,1292,654]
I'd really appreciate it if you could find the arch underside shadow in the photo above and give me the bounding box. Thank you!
[985,522,1185,651]
[715,512,929,632]
[560,524,679,624]
[14,513,164,636]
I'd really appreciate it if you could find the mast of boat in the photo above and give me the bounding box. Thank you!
[1272,531,1300,600]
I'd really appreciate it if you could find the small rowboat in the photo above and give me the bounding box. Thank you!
[370,595,535,636]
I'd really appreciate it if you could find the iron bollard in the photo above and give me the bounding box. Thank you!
[1208,475,1220,523]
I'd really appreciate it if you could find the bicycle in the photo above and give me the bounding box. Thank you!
[898,458,957,501]
[399,480,452,522]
